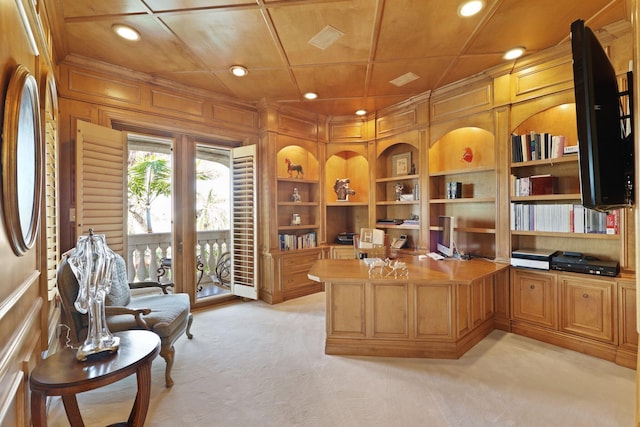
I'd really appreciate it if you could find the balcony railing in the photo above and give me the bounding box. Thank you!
[127,230,230,286]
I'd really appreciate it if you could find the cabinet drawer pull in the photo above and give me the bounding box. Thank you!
[529,284,535,290]
[582,293,589,298]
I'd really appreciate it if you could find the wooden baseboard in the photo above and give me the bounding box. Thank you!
[326,318,494,359]
[510,321,625,366]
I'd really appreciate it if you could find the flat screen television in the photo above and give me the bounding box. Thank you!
[436,215,455,257]
[571,19,634,211]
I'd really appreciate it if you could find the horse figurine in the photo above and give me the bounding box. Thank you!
[285,158,304,178]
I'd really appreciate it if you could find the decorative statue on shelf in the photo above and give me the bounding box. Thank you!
[291,187,301,202]
[334,178,356,201]
[394,183,403,201]
[285,158,304,178]
[67,228,120,361]
[461,146,473,164]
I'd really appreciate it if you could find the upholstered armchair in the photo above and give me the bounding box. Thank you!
[57,251,194,387]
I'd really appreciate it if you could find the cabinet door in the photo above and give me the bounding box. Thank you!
[618,280,638,350]
[511,269,557,329]
[560,276,615,343]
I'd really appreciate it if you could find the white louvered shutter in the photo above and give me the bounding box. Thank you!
[75,120,127,255]
[230,145,258,299]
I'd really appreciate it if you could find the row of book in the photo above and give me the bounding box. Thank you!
[510,203,619,234]
[511,132,567,163]
[279,231,317,250]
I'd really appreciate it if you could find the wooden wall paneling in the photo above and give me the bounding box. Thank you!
[430,76,494,125]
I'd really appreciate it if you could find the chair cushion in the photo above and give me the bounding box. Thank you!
[107,293,190,339]
[106,254,131,307]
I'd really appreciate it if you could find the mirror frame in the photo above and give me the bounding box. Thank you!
[2,65,42,256]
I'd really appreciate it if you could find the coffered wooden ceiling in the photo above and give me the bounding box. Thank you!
[43,0,630,117]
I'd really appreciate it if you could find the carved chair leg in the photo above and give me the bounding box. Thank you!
[186,313,194,339]
[160,345,175,387]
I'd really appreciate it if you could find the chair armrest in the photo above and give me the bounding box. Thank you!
[129,281,174,295]
[105,306,151,329]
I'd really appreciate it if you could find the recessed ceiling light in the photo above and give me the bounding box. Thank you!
[229,65,248,77]
[304,92,318,100]
[458,1,484,17]
[355,109,367,116]
[112,24,141,41]
[504,47,525,60]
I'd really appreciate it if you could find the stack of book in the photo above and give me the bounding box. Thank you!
[511,131,569,163]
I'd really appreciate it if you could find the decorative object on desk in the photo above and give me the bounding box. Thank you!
[2,65,42,256]
[291,213,301,226]
[394,183,403,201]
[284,158,304,178]
[67,229,120,361]
[447,182,462,199]
[391,152,411,176]
[365,257,408,278]
[461,146,473,163]
[291,187,301,202]
[334,177,356,201]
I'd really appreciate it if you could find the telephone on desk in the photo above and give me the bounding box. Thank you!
[391,235,407,249]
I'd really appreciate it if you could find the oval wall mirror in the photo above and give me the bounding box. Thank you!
[2,65,42,256]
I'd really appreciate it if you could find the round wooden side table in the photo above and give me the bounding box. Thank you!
[30,330,161,427]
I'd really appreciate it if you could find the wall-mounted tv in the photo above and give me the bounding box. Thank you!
[570,19,634,211]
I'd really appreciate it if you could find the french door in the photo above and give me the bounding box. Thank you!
[75,120,258,304]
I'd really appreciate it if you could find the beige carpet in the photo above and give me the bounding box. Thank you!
[47,292,635,426]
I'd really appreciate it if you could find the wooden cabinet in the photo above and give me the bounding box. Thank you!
[267,248,325,303]
[329,245,355,259]
[617,278,638,368]
[428,127,497,258]
[510,268,637,368]
[511,268,557,329]
[559,275,616,343]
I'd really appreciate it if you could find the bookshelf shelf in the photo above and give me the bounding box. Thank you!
[511,194,581,202]
[430,197,495,204]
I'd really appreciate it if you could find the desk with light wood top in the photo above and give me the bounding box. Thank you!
[308,257,509,358]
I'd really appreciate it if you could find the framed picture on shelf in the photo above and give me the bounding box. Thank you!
[391,152,411,176]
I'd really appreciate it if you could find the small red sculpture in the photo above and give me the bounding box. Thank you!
[461,147,473,163]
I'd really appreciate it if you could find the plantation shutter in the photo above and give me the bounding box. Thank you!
[43,76,59,301]
[230,144,258,299]
[75,120,127,255]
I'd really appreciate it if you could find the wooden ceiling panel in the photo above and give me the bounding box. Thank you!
[44,0,630,117]
[269,0,376,66]
[375,0,483,60]
[161,9,286,70]
[214,68,300,101]
[144,0,255,11]
[368,57,454,97]
[467,0,626,55]
[292,64,368,98]
[63,16,203,73]
[437,54,507,87]
[60,0,147,18]
[283,94,408,117]
[153,71,233,97]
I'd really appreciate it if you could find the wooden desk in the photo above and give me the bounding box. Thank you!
[30,330,160,427]
[308,256,509,358]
